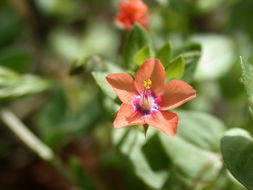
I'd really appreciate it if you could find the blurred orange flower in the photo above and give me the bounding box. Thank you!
[115,0,149,30]
[106,58,196,137]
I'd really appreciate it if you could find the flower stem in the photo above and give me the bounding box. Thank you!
[0,108,80,189]
[0,108,54,161]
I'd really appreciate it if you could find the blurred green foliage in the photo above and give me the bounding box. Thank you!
[0,0,253,189]
[113,110,226,189]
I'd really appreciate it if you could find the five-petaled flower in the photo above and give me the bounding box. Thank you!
[115,0,149,30]
[106,58,196,137]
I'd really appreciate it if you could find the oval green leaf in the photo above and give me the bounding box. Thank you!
[123,24,150,69]
[221,128,253,190]
[173,43,201,83]
[134,45,153,66]
[166,56,185,79]
[156,42,171,66]
[159,111,225,183]
[191,34,235,81]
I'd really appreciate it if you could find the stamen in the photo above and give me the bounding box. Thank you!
[143,79,152,89]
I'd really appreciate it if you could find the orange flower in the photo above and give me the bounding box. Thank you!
[106,58,196,137]
[115,0,149,30]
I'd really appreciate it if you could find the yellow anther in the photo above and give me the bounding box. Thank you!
[143,79,152,89]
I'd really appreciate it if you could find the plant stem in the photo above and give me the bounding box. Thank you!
[0,108,80,190]
[0,108,54,161]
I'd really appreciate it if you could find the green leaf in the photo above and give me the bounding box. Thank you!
[69,57,90,75]
[190,34,235,81]
[112,111,225,188]
[92,72,116,100]
[156,42,171,66]
[240,57,253,111]
[35,0,75,16]
[174,43,201,58]
[173,43,201,83]
[37,89,68,142]
[0,5,22,46]
[173,111,225,151]
[134,45,153,66]
[166,56,185,79]
[69,157,98,190]
[37,89,102,147]
[70,56,105,75]
[49,21,119,61]
[113,128,169,189]
[123,24,150,69]
[0,48,32,73]
[195,0,233,13]
[70,57,123,75]
[158,111,225,184]
[0,66,51,99]
[221,128,253,190]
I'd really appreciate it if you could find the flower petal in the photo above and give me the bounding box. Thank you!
[146,111,178,137]
[160,80,196,110]
[114,103,145,128]
[115,0,149,30]
[106,73,138,103]
[135,58,165,95]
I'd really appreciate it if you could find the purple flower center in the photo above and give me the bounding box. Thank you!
[132,89,160,116]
